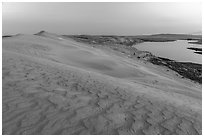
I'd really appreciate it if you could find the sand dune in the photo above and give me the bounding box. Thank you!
[2,32,202,134]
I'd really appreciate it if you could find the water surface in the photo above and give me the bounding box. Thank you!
[134,40,202,64]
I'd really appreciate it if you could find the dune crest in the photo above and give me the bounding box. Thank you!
[2,32,202,135]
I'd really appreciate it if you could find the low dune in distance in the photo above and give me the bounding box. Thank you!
[2,31,202,135]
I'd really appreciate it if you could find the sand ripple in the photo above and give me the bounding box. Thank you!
[2,52,201,135]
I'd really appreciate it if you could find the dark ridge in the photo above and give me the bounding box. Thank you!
[158,57,174,61]
[3,33,23,38]
[194,52,202,55]
[2,35,12,38]
[34,30,46,35]
[187,47,202,51]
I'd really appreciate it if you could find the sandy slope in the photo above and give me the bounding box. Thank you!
[2,32,202,135]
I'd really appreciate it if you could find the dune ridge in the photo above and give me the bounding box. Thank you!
[2,32,202,135]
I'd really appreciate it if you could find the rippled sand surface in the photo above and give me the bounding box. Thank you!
[2,32,202,135]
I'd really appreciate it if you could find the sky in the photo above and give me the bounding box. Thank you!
[2,2,202,35]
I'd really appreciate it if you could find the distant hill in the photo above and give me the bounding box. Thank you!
[190,31,202,35]
[67,33,202,46]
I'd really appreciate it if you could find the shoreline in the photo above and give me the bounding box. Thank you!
[148,57,201,84]
[67,34,202,84]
